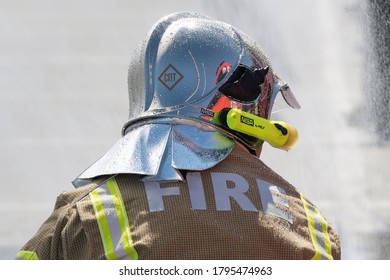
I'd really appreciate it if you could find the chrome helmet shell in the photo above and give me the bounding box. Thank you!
[124,11,299,154]
[75,12,300,184]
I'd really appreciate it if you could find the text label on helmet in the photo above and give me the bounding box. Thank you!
[158,64,184,91]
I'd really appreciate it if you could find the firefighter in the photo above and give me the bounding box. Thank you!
[16,12,340,260]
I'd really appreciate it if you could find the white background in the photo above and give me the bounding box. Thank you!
[1,0,389,259]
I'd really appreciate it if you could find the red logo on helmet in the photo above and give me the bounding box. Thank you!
[215,61,233,84]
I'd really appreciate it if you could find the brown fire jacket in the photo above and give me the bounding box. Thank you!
[16,147,341,260]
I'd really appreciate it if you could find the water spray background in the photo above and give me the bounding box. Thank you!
[1,0,389,259]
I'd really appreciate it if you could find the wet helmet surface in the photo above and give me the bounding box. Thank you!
[75,12,300,183]
[124,11,299,152]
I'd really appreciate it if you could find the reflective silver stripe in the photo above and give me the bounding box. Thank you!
[301,194,333,260]
[90,178,138,260]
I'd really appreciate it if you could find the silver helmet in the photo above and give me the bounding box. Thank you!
[124,11,299,152]
[75,12,299,184]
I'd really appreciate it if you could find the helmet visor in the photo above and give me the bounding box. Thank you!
[218,64,300,116]
[218,64,269,102]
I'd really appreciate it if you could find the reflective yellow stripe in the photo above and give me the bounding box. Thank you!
[304,201,322,260]
[301,194,333,260]
[107,178,138,260]
[89,189,117,260]
[90,178,138,260]
[317,206,332,259]
[16,250,39,260]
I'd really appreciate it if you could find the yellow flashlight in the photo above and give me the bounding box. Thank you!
[217,108,298,151]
